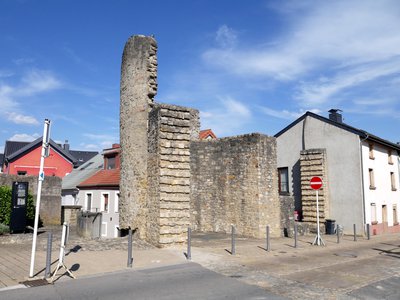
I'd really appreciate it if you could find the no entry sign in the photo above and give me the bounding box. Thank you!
[310,176,323,190]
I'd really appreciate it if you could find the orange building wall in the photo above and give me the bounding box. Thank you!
[4,146,73,178]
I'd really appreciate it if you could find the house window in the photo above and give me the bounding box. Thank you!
[382,205,388,223]
[101,222,107,237]
[391,172,397,191]
[86,193,92,212]
[388,150,393,164]
[369,143,375,159]
[371,203,377,224]
[115,192,119,213]
[114,225,120,238]
[17,171,27,175]
[393,204,398,225]
[106,156,116,169]
[278,168,289,194]
[102,193,109,213]
[369,169,376,189]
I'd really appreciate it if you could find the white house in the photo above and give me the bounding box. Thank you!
[275,109,400,235]
[76,144,121,238]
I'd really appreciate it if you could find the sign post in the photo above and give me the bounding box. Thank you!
[29,119,51,278]
[50,222,75,282]
[310,176,325,246]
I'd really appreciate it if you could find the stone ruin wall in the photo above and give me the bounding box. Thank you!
[119,35,157,238]
[119,34,285,246]
[148,103,199,246]
[190,133,281,238]
[300,149,330,228]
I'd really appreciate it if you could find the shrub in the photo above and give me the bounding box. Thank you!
[0,223,9,235]
[0,185,35,227]
[0,186,12,225]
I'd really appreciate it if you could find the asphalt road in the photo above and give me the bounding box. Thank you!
[346,276,400,300]
[0,263,286,300]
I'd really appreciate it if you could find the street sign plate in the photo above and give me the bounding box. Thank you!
[39,171,45,181]
[310,176,322,190]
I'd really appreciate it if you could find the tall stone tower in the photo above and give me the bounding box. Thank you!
[119,35,157,237]
[119,35,199,246]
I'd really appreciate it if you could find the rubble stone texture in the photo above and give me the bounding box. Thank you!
[119,35,284,246]
[300,149,330,226]
[119,35,157,235]
[190,134,281,238]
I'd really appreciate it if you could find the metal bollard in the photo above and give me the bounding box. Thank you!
[231,225,236,255]
[45,232,53,278]
[336,224,340,244]
[266,225,270,252]
[127,229,133,268]
[187,227,192,260]
[366,224,370,240]
[294,223,298,248]
[353,224,357,242]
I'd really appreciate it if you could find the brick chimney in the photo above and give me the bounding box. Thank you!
[63,140,70,151]
[328,109,343,123]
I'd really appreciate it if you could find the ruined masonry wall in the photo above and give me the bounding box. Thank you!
[119,35,157,236]
[148,103,199,246]
[300,149,330,225]
[190,134,280,238]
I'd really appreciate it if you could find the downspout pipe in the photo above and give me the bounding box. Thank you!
[359,133,369,228]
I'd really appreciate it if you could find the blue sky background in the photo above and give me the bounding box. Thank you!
[1,0,400,152]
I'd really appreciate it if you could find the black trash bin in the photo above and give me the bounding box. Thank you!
[325,219,336,234]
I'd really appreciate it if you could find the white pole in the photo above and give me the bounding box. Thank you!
[316,190,320,246]
[29,119,51,278]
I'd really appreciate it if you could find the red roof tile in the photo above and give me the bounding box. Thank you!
[78,169,120,188]
[199,129,217,140]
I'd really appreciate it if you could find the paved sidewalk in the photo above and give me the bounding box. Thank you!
[189,232,400,299]
[1,227,400,299]
[0,226,187,289]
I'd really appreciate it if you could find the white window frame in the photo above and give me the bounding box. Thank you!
[115,191,119,213]
[114,225,119,238]
[101,222,108,237]
[101,192,110,213]
[371,203,377,224]
[85,193,93,212]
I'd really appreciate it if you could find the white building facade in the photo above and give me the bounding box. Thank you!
[276,110,400,235]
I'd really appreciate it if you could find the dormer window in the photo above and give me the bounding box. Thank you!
[105,155,116,169]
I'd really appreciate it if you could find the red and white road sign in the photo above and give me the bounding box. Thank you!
[310,176,323,190]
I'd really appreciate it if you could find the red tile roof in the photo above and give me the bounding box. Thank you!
[78,169,120,188]
[199,129,217,140]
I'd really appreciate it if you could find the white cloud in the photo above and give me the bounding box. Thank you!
[0,84,17,111]
[215,25,237,49]
[82,133,118,151]
[18,69,61,96]
[0,69,14,78]
[202,0,400,109]
[8,133,40,142]
[296,60,400,105]
[260,107,321,120]
[13,58,35,66]
[200,97,252,137]
[7,112,39,125]
[0,69,62,126]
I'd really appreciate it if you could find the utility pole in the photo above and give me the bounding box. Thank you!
[29,119,51,278]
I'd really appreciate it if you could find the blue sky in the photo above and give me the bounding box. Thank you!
[1,0,400,153]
